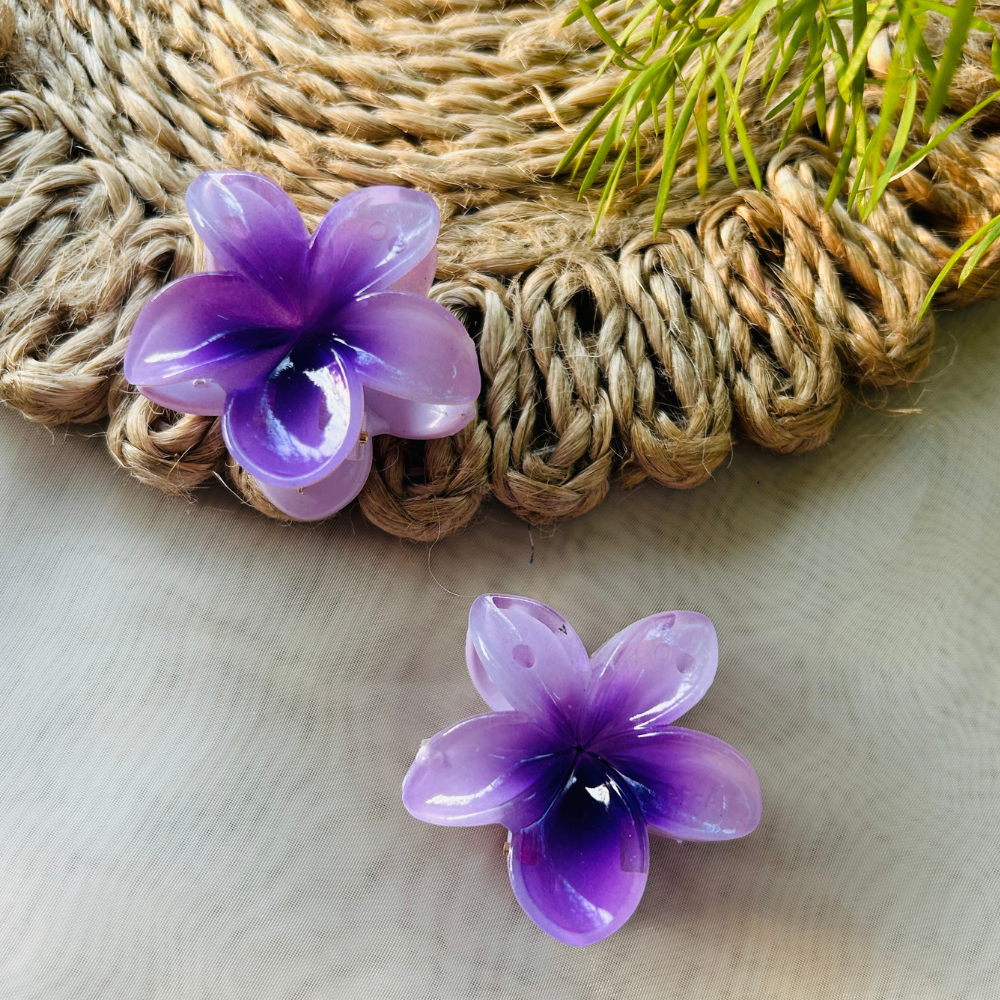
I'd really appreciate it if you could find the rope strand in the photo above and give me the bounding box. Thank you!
[0,0,998,536]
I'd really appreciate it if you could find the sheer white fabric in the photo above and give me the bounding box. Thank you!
[1,302,998,998]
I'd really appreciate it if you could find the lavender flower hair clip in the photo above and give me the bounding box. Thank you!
[403,595,762,946]
[124,172,480,520]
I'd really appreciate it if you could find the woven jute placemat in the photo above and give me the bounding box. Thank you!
[1,0,999,539]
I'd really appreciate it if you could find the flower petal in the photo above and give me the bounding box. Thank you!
[222,338,363,488]
[365,387,476,440]
[139,379,228,417]
[124,273,294,395]
[333,291,480,404]
[467,595,590,736]
[403,712,573,830]
[387,246,437,297]
[186,171,309,314]
[508,754,649,946]
[254,432,373,520]
[580,612,718,743]
[465,629,514,713]
[594,727,762,842]
[305,186,439,323]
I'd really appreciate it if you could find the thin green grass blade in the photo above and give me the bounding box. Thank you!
[919,215,1000,316]
[782,62,824,145]
[593,123,639,231]
[564,0,611,27]
[579,116,625,195]
[555,76,631,176]
[864,72,919,217]
[852,67,907,196]
[577,0,647,68]
[764,79,808,120]
[894,90,1000,179]
[911,0,989,30]
[717,75,739,184]
[695,82,710,194]
[837,0,894,103]
[655,62,708,230]
[814,68,827,131]
[662,83,675,150]
[767,1,819,100]
[923,0,976,126]
[958,218,1000,282]
[720,60,762,188]
[824,120,858,211]
[913,28,938,82]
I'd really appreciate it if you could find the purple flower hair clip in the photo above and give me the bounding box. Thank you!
[124,172,480,520]
[403,595,762,946]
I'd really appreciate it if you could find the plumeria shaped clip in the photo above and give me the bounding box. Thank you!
[125,172,480,520]
[403,595,762,946]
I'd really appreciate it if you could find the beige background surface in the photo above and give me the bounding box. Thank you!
[1,299,999,999]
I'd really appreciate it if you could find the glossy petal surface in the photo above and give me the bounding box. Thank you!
[508,755,649,946]
[595,727,763,841]
[365,387,476,440]
[403,712,572,830]
[581,612,718,743]
[139,378,228,417]
[222,338,363,488]
[334,291,480,404]
[467,595,590,734]
[124,273,293,393]
[465,629,514,713]
[405,595,762,946]
[128,172,480,521]
[186,172,309,314]
[306,186,439,324]
[387,246,437,297]
[255,434,373,519]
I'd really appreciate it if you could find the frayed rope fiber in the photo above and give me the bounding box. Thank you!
[2,0,1000,540]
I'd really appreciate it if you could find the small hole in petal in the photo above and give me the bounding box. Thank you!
[513,644,535,669]
[490,596,567,635]
[653,642,672,667]
[192,378,207,387]
[676,652,694,674]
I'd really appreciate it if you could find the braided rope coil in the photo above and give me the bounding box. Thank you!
[0,0,998,540]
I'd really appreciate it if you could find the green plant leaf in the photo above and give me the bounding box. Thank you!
[577,0,647,68]
[864,73,919,216]
[717,75,739,184]
[561,0,998,245]
[919,215,1000,316]
[958,218,1000,282]
[564,0,611,27]
[767,0,820,100]
[850,66,907,210]
[814,69,827,131]
[720,58,762,189]
[923,0,977,126]
[824,120,858,211]
[655,60,709,230]
[837,0,894,102]
[696,89,710,195]
[894,89,1000,180]
[911,0,989,30]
